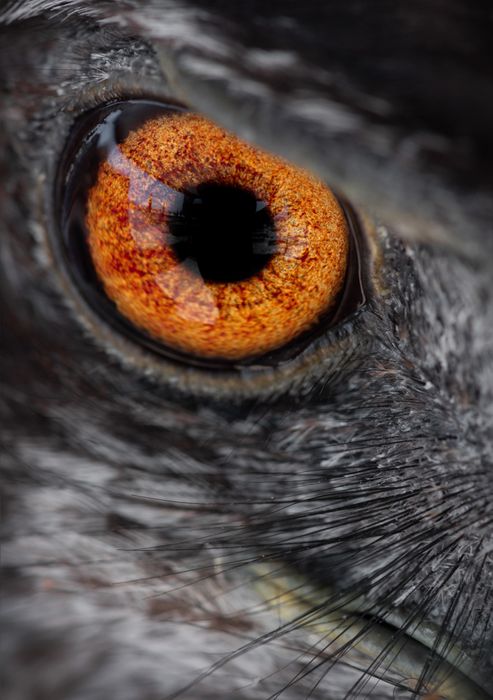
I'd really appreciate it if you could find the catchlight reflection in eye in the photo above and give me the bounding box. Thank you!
[62,103,351,362]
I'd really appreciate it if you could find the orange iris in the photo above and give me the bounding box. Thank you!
[86,112,349,360]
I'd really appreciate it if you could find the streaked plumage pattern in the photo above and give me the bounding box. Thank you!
[1,2,492,698]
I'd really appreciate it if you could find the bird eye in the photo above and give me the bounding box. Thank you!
[57,100,363,367]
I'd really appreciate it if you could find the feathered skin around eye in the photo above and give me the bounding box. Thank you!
[86,112,349,360]
[1,2,493,700]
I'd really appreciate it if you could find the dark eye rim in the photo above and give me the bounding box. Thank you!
[50,98,373,388]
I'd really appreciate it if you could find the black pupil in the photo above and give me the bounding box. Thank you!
[167,182,277,283]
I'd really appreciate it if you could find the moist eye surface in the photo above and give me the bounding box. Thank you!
[57,100,365,367]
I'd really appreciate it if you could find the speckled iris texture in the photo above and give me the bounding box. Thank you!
[87,113,348,359]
